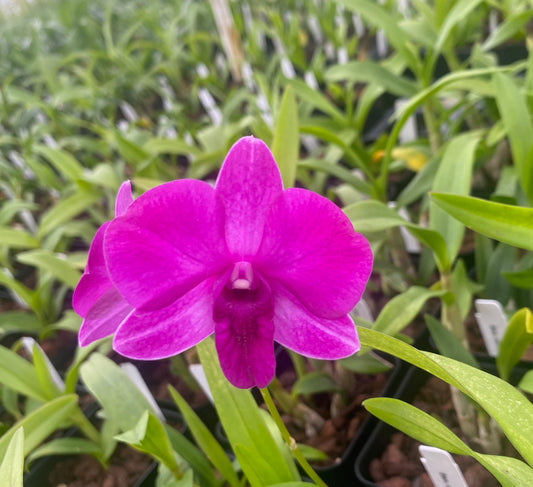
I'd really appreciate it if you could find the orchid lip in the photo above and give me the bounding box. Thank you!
[229,261,256,290]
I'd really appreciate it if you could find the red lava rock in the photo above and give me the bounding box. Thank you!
[369,458,386,482]
[464,462,500,487]
[419,473,434,487]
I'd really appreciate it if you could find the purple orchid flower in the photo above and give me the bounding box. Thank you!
[72,181,134,346]
[74,137,372,389]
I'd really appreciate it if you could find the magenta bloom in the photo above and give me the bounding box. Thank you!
[72,181,134,345]
[75,137,372,388]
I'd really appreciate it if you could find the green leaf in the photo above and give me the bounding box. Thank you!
[493,72,533,203]
[29,340,63,400]
[518,370,533,394]
[358,327,533,467]
[0,395,78,458]
[497,308,533,381]
[425,314,478,368]
[300,158,373,195]
[285,79,346,124]
[344,199,449,270]
[430,193,533,251]
[197,338,297,486]
[39,191,101,237]
[80,353,158,432]
[17,249,81,288]
[373,286,448,337]
[434,0,484,54]
[482,10,533,52]
[339,352,392,374]
[365,398,471,454]
[272,85,299,189]
[364,397,533,486]
[325,61,418,98]
[156,465,193,487]
[0,311,41,337]
[429,132,482,264]
[168,386,240,487]
[0,427,24,487]
[292,371,340,396]
[33,145,83,182]
[0,227,39,249]
[336,0,419,71]
[115,411,181,474]
[0,345,47,402]
[27,437,102,463]
[502,268,533,289]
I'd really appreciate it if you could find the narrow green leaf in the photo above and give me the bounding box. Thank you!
[168,386,240,487]
[373,286,447,337]
[27,437,102,463]
[429,132,482,263]
[0,346,47,402]
[358,327,533,467]
[30,341,63,400]
[502,268,533,289]
[364,398,471,454]
[364,397,533,486]
[425,314,478,368]
[430,193,533,251]
[493,72,533,202]
[80,353,158,432]
[272,86,299,189]
[325,61,418,98]
[33,145,83,182]
[0,395,78,458]
[197,338,296,485]
[292,371,340,396]
[482,10,533,52]
[39,191,101,237]
[434,0,484,54]
[344,199,449,270]
[0,227,39,249]
[115,411,180,473]
[497,308,533,381]
[17,250,81,287]
[286,79,346,124]
[0,311,41,337]
[518,370,533,394]
[0,427,24,487]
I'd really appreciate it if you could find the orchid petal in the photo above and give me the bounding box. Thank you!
[113,278,216,359]
[256,188,373,319]
[72,223,110,317]
[271,282,359,358]
[78,287,133,346]
[105,180,230,310]
[215,136,283,258]
[115,180,133,217]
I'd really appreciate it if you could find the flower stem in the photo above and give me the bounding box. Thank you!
[259,387,328,487]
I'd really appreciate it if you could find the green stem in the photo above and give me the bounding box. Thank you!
[288,351,306,379]
[260,387,327,487]
[71,408,101,445]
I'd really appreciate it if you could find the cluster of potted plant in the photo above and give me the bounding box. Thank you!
[0,0,532,486]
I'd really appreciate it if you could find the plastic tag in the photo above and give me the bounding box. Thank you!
[474,299,507,357]
[388,202,421,253]
[120,363,164,421]
[395,98,418,143]
[189,364,214,404]
[419,446,469,487]
[353,298,374,322]
[21,337,65,391]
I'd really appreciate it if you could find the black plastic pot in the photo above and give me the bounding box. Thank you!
[24,403,184,487]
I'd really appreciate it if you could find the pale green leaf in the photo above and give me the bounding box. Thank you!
[0,427,24,487]
[272,86,299,188]
[430,193,533,251]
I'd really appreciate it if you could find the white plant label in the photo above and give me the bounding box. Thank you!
[474,299,507,357]
[419,446,469,487]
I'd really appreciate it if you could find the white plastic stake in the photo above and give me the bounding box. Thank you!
[419,446,469,487]
[388,202,421,253]
[474,299,508,357]
[395,98,418,143]
[189,364,214,404]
